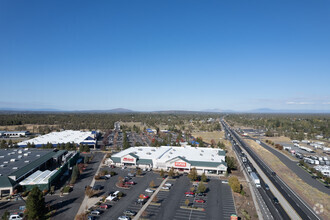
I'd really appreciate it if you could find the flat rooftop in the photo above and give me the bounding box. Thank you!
[112,146,226,163]
[0,149,52,177]
[18,130,95,146]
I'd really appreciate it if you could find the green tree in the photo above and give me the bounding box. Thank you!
[201,173,207,182]
[25,187,46,220]
[225,156,237,173]
[1,210,9,220]
[160,169,165,178]
[228,176,241,193]
[197,182,207,193]
[149,180,155,188]
[168,167,174,178]
[188,167,198,181]
[185,199,190,207]
[70,165,80,184]
[123,131,130,149]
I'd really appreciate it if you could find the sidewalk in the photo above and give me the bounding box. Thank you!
[76,154,107,216]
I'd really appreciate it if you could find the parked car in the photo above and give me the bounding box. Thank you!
[185,191,194,195]
[99,176,109,180]
[196,193,206,197]
[90,210,101,215]
[123,210,137,216]
[118,216,130,220]
[87,216,96,220]
[92,185,103,190]
[99,204,109,209]
[145,188,154,193]
[273,197,279,204]
[195,199,205,203]
[139,194,149,199]
[125,181,135,185]
[127,173,135,177]
[9,214,23,220]
[221,180,229,184]
[186,194,194,197]
[161,186,170,190]
[135,199,146,205]
[164,182,172,187]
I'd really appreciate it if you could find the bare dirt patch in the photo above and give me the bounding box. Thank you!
[245,139,330,219]
[191,131,224,144]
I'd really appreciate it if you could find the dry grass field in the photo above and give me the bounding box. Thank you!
[191,131,223,144]
[245,139,330,219]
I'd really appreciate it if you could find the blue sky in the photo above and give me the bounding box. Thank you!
[0,0,329,112]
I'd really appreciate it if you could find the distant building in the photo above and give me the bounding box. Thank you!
[315,135,324,139]
[3,131,30,138]
[17,130,96,148]
[114,122,121,131]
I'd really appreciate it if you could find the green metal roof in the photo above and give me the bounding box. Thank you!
[136,159,153,165]
[128,153,139,159]
[9,151,57,181]
[52,150,67,158]
[111,157,121,163]
[0,176,17,187]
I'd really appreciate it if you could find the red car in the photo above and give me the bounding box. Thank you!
[99,204,109,209]
[195,199,205,203]
[125,181,135,185]
[185,191,194,195]
[139,194,149,199]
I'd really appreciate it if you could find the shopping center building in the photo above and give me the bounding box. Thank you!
[107,145,227,175]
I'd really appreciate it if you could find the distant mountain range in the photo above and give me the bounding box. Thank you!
[0,107,329,114]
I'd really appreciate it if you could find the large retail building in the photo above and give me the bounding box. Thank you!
[108,145,227,175]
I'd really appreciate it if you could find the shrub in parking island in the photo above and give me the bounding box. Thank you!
[185,199,190,207]
[188,167,198,181]
[197,182,206,193]
[201,173,207,182]
[168,167,175,178]
[149,180,155,188]
[160,169,165,178]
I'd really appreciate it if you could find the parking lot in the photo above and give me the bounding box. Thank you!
[86,165,236,220]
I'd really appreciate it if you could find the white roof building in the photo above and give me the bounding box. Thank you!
[109,146,227,175]
[17,130,96,147]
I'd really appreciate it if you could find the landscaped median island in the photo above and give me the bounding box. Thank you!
[244,138,330,219]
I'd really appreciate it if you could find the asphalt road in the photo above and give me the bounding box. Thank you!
[232,143,288,220]
[224,122,321,220]
[254,139,330,195]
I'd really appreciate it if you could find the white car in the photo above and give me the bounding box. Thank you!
[145,188,154,193]
[90,210,101,215]
[161,186,170,190]
[118,216,130,220]
[9,214,23,220]
[164,182,172,187]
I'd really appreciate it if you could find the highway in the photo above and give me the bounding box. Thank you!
[232,143,288,220]
[222,120,321,220]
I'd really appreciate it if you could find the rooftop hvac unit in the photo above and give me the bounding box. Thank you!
[151,149,156,151]
[25,161,29,163]
[200,154,203,156]
[147,152,151,155]
[12,167,18,170]
[201,150,204,152]
[0,156,4,158]
[138,148,142,151]
[36,155,40,157]
[3,161,8,164]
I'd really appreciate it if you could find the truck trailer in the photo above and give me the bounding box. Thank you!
[250,172,261,188]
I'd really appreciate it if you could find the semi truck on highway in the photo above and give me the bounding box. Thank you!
[250,172,261,188]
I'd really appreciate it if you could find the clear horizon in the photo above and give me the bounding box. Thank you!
[1,0,329,112]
